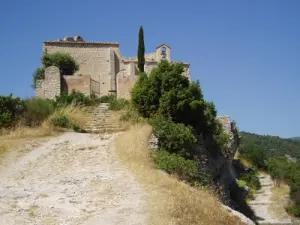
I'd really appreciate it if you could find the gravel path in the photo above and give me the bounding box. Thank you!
[249,174,292,225]
[0,132,147,225]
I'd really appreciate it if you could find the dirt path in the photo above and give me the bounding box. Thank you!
[0,132,147,225]
[249,174,293,225]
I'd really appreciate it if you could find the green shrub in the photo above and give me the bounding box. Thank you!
[0,95,25,128]
[287,205,300,217]
[151,117,197,156]
[51,115,70,128]
[109,98,129,110]
[240,170,261,190]
[23,98,55,126]
[32,68,45,89]
[152,149,210,185]
[95,95,129,110]
[213,128,231,156]
[120,106,144,123]
[55,91,92,107]
[72,124,85,133]
[131,60,219,135]
[97,95,116,103]
[42,52,79,75]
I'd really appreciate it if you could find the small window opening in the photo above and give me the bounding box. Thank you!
[161,47,167,58]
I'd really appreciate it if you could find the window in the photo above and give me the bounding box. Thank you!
[161,47,167,58]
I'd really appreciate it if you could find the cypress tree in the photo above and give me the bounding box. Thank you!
[137,26,145,73]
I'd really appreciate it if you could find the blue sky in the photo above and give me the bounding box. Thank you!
[0,0,299,138]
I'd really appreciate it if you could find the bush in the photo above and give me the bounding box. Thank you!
[287,205,300,217]
[23,98,55,126]
[51,115,70,128]
[120,106,144,124]
[240,170,261,190]
[97,95,116,103]
[131,61,219,135]
[152,149,210,185]
[42,52,79,75]
[0,95,25,128]
[55,91,92,107]
[72,124,86,133]
[151,117,197,156]
[213,127,231,156]
[109,98,129,110]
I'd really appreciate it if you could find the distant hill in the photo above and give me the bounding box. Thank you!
[289,137,300,141]
[240,131,300,161]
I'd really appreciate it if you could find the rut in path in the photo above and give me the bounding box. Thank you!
[0,132,147,225]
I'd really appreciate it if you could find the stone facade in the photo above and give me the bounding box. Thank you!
[37,36,191,100]
[63,75,91,96]
[36,66,61,100]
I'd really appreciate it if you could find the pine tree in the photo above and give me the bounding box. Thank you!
[137,26,145,73]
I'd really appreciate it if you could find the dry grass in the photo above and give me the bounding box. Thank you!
[270,184,291,219]
[0,123,56,161]
[115,123,245,225]
[47,105,88,128]
[0,105,88,161]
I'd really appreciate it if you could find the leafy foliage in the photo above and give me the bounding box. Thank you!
[151,117,197,156]
[23,98,55,126]
[51,115,70,128]
[131,60,219,135]
[33,52,79,88]
[55,91,93,107]
[32,68,45,88]
[152,149,210,186]
[137,26,145,72]
[131,60,230,190]
[108,97,129,111]
[42,52,79,75]
[0,95,25,128]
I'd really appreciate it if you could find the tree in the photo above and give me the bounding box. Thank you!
[131,60,218,135]
[42,52,79,75]
[137,26,145,72]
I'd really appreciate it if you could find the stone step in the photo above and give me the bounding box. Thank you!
[85,126,123,129]
[85,128,125,133]
[87,122,121,125]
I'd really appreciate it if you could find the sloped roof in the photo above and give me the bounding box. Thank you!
[156,44,171,49]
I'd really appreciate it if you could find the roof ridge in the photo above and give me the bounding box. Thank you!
[43,41,119,46]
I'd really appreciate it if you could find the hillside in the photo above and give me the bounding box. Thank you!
[239,131,300,217]
[290,137,300,142]
[240,131,300,161]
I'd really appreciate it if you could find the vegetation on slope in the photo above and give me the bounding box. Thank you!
[240,131,300,217]
[115,124,245,225]
[128,60,256,222]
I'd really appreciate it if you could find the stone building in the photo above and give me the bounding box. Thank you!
[36,36,191,100]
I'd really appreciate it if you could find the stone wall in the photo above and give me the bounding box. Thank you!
[63,75,91,96]
[43,42,120,97]
[116,70,138,100]
[36,66,61,100]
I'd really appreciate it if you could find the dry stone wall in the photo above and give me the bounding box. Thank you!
[36,66,61,100]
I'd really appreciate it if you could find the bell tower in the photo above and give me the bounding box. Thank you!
[156,44,171,62]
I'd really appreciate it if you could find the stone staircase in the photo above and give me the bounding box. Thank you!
[84,103,126,133]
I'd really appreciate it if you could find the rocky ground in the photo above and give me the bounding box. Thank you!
[0,132,147,225]
[249,174,293,225]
